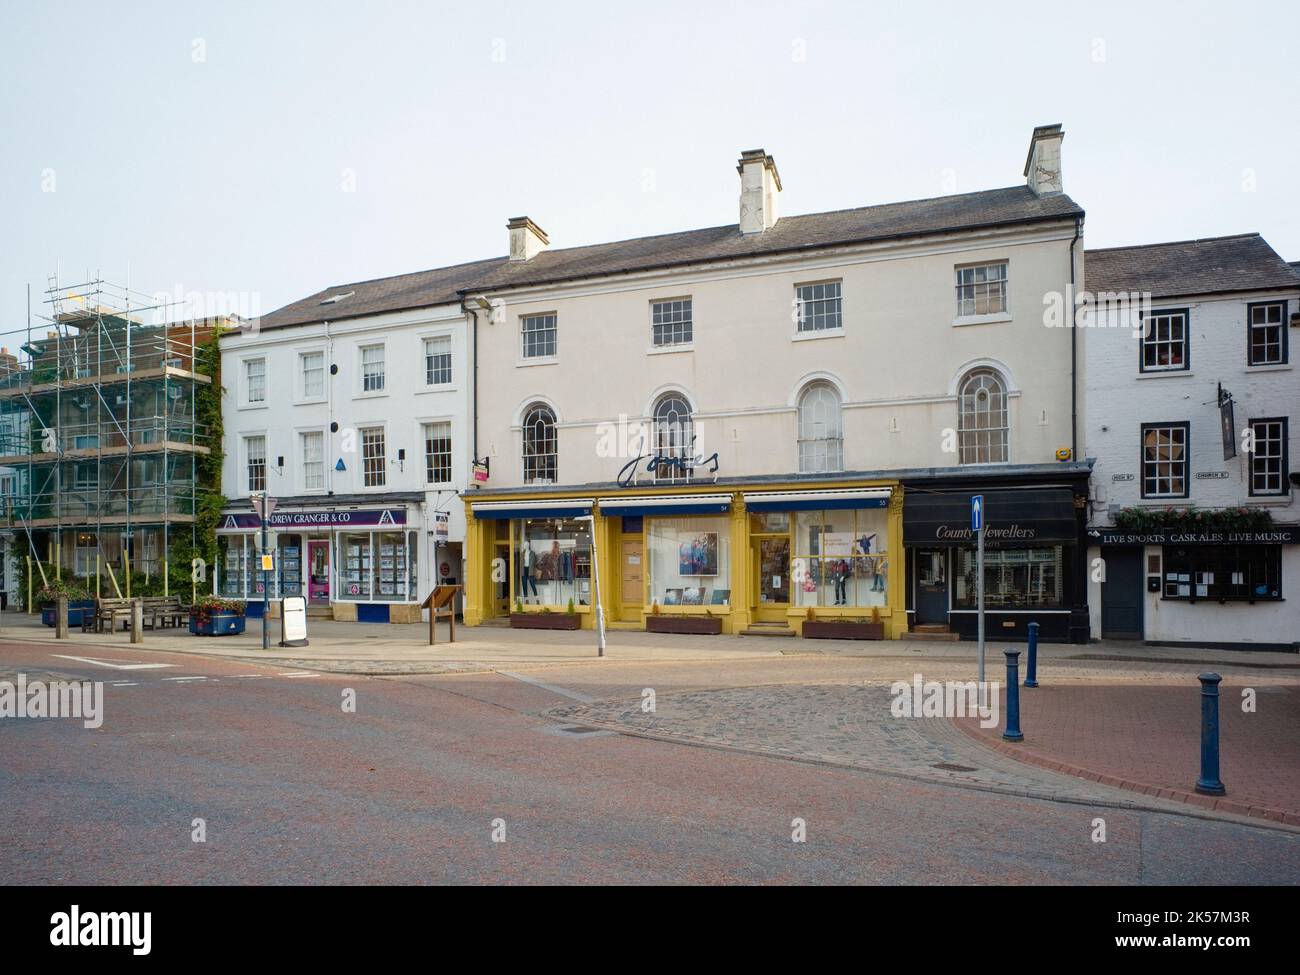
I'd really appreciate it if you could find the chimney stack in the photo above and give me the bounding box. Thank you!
[1023,124,1064,196]
[737,149,781,234]
[507,216,549,261]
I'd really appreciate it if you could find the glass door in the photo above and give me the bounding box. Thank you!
[307,539,331,604]
[752,535,791,623]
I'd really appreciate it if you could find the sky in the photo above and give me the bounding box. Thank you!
[2,0,1297,330]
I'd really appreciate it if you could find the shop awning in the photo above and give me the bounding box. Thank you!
[598,494,732,517]
[742,488,892,513]
[471,499,594,520]
[903,488,1077,546]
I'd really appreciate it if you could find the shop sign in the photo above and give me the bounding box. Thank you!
[219,509,407,530]
[1089,527,1298,546]
[617,438,720,488]
[434,511,450,538]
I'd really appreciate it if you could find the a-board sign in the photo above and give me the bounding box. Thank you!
[279,596,309,647]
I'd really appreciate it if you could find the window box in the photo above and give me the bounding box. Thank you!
[510,611,580,630]
[646,614,722,635]
[802,619,884,641]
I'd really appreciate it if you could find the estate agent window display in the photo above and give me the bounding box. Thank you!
[792,508,890,610]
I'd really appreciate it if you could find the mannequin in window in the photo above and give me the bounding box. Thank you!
[832,559,850,605]
[520,541,538,602]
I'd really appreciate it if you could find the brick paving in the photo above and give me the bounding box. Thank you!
[957,683,1300,826]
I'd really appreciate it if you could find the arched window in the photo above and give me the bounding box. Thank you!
[798,381,843,473]
[522,403,557,483]
[958,369,1008,463]
[652,393,693,481]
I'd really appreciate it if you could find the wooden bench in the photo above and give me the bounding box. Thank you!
[142,596,188,630]
[86,598,135,634]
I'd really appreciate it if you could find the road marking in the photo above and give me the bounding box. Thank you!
[51,654,175,671]
[233,674,269,679]
[499,671,596,704]
[162,676,208,682]
[279,672,319,678]
[110,682,139,687]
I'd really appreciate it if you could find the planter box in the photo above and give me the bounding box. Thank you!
[646,615,723,635]
[510,613,581,630]
[802,620,885,641]
[41,600,95,628]
[189,612,247,636]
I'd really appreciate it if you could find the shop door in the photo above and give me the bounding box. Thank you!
[753,536,790,623]
[915,548,949,625]
[492,540,511,617]
[307,540,330,604]
[620,539,644,621]
[1101,546,1144,639]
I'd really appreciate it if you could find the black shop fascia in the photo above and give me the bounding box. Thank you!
[902,463,1092,644]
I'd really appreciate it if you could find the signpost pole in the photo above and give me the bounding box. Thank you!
[261,515,270,651]
[586,515,606,658]
[973,495,985,706]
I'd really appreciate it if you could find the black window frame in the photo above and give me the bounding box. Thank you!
[1140,421,1190,499]
[1161,544,1283,603]
[1245,300,1289,367]
[1247,416,1289,497]
[1138,307,1191,374]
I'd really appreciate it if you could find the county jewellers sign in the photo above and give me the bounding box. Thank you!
[219,509,407,530]
[1089,527,1298,546]
[934,524,1039,542]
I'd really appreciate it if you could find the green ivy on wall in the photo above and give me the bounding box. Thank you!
[1113,506,1275,534]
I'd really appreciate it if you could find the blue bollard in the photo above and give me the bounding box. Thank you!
[1194,673,1226,796]
[1025,621,1039,688]
[1002,650,1024,742]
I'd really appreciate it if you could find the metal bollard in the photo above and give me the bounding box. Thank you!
[1002,650,1024,742]
[1024,621,1039,687]
[1194,673,1226,796]
[130,599,144,644]
[55,596,69,640]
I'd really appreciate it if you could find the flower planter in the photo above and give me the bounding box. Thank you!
[41,600,96,628]
[510,613,581,630]
[189,611,247,636]
[646,615,723,635]
[802,620,885,641]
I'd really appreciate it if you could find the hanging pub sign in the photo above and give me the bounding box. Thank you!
[1219,384,1236,461]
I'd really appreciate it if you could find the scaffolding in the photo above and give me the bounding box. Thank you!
[0,275,222,605]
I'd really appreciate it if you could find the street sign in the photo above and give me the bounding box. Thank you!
[971,494,983,532]
[251,493,278,522]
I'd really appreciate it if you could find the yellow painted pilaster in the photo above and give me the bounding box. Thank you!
[887,486,906,638]
[462,499,486,626]
[728,498,750,634]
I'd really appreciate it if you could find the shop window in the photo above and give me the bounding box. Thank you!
[957,369,1008,464]
[522,404,557,484]
[652,393,693,482]
[1161,545,1281,601]
[74,531,97,577]
[279,534,302,598]
[953,546,1063,609]
[797,382,843,473]
[338,532,372,600]
[375,531,411,599]
[514,518,592,607]
[793,508,888,609]
[646,516,731,607]
[220,536,249,598]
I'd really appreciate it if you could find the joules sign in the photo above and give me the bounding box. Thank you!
[220,509,407,530]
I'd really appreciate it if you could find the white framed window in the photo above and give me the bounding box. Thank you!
[300,351,325,399]
[651,298,693,347]
[245,358,267,404]
[1141,423,1189,498]
[1248,418,1287,496]
[300,430,325,491]
[1140,309,1189,372]
[798,382,843,473]
[423,421,452,484]
[795,281,842,333]
[1247,302,1287,366]
[360,344,385,392]
[652,393,694,482]
[955,263,1008,317]
[360,426,386,487]
[522,404,557,484]
[424,335,452,385]
[958,368,1009,464]
[245,435,267,492]
[521,313,557,359]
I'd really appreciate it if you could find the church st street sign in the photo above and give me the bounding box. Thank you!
[1088,527,1298,546]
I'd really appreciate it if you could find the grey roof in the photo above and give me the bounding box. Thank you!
[1085,233,1300,299]
[255,185,1082,332]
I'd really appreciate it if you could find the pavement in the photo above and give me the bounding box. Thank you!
[2,638,1297,884]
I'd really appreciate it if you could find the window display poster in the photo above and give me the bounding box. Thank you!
[822,532,855,557]
[678,531,719,576]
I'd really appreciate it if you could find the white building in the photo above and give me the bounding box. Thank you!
[1083,234,1300,650]
[218,261,501,622]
